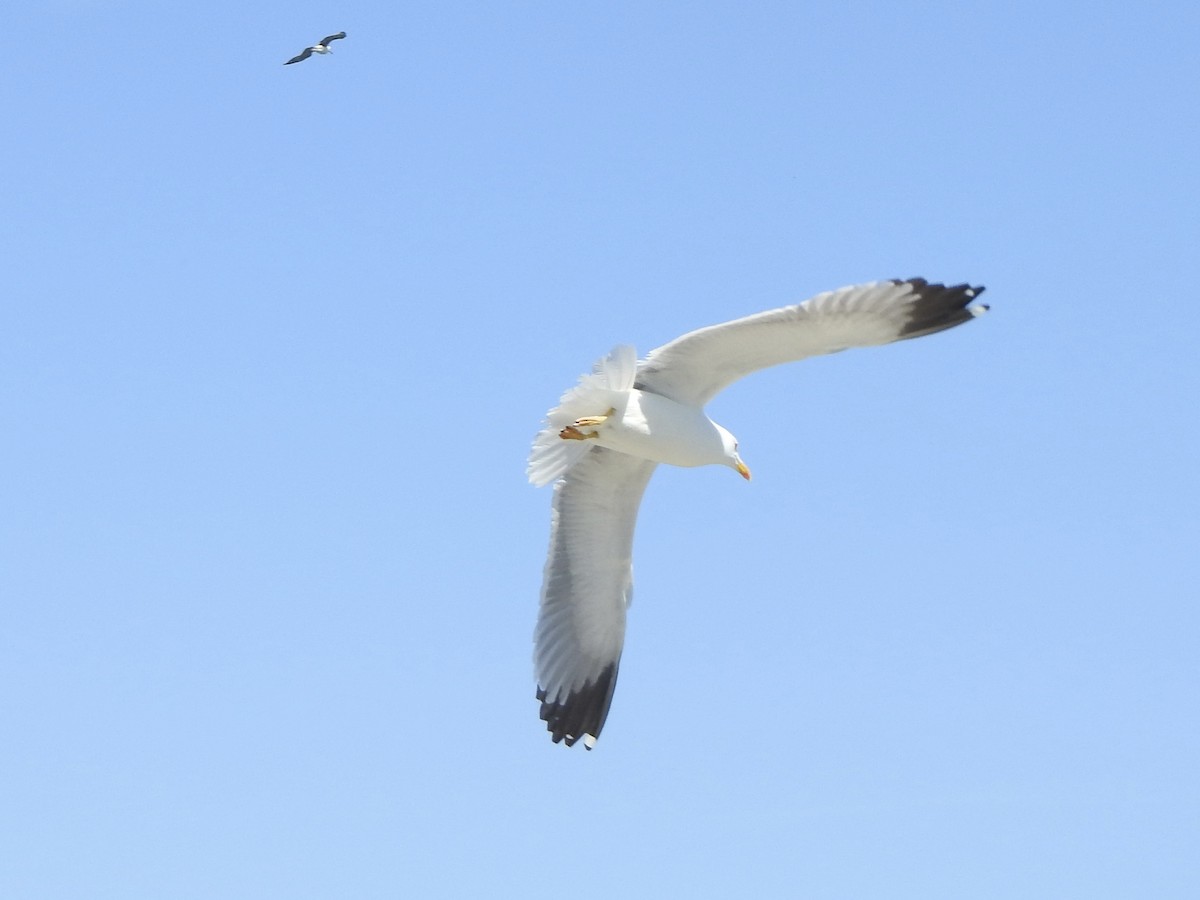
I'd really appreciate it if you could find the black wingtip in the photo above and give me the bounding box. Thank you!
[536,663,620,749]
[890,278,988,340]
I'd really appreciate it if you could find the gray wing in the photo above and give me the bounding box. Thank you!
[320,32,347,46]
[284,47,313,64]
[534,447,657,748]
[636,279,987,406]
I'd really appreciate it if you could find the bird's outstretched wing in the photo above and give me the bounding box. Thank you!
[320,32,347,46]
[534,447,657,748]
[284,47,313,65]
[637,279,987,407]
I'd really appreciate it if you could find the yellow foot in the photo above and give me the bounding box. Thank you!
[559,425,596,441]
[558,408,616,441]
[572,413,612,429]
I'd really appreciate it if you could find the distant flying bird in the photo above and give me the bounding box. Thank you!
[284,32,347,65]
[527,278,989,749]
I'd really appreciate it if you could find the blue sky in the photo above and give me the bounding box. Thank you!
[3,2,1197,897]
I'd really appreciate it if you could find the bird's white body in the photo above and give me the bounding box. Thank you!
[528,344,744,486]
[595,390,735,469]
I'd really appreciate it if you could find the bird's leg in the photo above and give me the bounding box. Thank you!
[572,409,615,429]
[559,408,616,441]
[558,425,594,441]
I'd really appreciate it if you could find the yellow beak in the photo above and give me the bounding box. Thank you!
[735,458,751,481]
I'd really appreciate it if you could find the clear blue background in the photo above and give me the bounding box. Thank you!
[3,2,1197,897]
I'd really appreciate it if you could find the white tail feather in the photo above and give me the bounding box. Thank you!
[527,346,638,487]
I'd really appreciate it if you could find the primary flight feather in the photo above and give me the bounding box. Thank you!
[527,278,988,748]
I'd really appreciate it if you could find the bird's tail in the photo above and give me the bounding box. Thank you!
[527,345,637,487]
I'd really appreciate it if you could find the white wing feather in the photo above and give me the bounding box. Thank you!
[533,448,657,745]
[637,279,986,406]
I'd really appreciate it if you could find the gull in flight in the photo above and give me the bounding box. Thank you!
[527,278,988,748]
[284,32,347,65]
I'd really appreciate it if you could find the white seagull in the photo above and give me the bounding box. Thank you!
[527,278,988,748]
[284,32,347,65]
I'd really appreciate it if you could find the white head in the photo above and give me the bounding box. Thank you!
[716,424,751,481]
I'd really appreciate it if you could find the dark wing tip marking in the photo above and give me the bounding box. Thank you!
[284,48,312,64]
[890,278,988,340]
[321,32,347,45]
[536,663,620,749]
